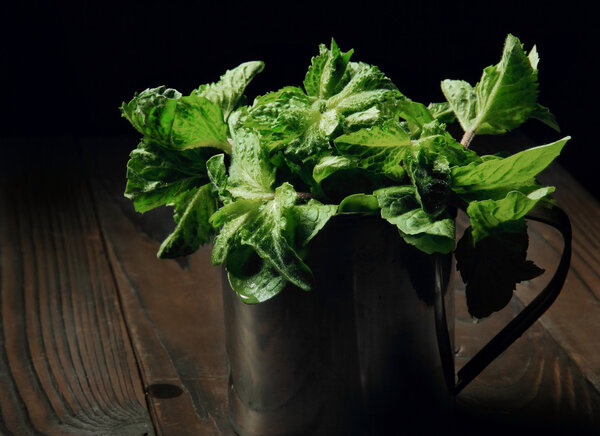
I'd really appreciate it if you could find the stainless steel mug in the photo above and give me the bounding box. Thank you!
[221,206,571,436]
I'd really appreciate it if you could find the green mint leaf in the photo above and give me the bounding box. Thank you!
[237,183,312,291]
[394,94,435,137]
[124,139,212,213]
[304,38,354,99]
[473,34,539,134]
[451,137,569,194]
[373,185,415,217]
[325,61,397,115]
[216,196,336,303]
[245,86,320,152]
[211,183,312,292]
[416,121,481,167]
[121,86,179,142]
[167,96,229,151]
[455,179,543,203]
[209,198,258,230]
[343,106,382,130]
[405,145,451,217]
[388,209,454,254]
[333,119,475,209]
[373,186,455,254]
[194,61,264,121]
[246,42,397,182]
[427,102,457,124]
[528,45,539,70]
[441,34,543,136]
[530,103,560,132]
[206,153,228,195]
[338,193,380,214]
[466,186,555,242]
[227,129,276,199]
[456,222,544,318]
[157,183,217,258]
[211,206,255,265]
[439,80,476,133]
[226,245,287,304]
[334,119,412,180]
[121,86,230,152]
[289,199,338,247]
[399,230,455,255]
[312,155,357,184]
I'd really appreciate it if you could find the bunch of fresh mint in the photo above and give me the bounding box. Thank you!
[121,35,569,317]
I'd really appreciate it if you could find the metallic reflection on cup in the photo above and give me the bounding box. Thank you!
[222,215,454,436]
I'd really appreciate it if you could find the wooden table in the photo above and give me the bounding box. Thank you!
[1,134,599,435]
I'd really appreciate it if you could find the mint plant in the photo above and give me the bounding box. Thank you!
[121,35,569,317]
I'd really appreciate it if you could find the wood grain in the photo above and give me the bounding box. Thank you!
[454,259,600,434]
[83,137,231,435]
[0,139,153,435]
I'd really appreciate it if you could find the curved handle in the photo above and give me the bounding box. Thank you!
[434,205,572,395]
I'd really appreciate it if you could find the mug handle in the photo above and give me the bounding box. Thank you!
[433,204,572,395]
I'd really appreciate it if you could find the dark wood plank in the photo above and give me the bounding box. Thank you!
[454,257,600,434]
[0,138,154,435]
[83,137,231,435]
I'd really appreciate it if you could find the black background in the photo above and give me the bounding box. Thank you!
[2,1,597,198]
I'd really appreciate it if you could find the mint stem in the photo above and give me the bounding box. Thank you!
[461,129,475,148]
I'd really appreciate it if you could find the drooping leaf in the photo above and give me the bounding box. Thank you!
[215,194,336,303]
[374,186,455,254]
[157,183,217,258]
[455,222,544,318]
[227,248,288,304]
[195,61,265,121]
[237,183,312,291]
[124,139,213,213]
[210,183,312,292]
[466,186,555,242]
